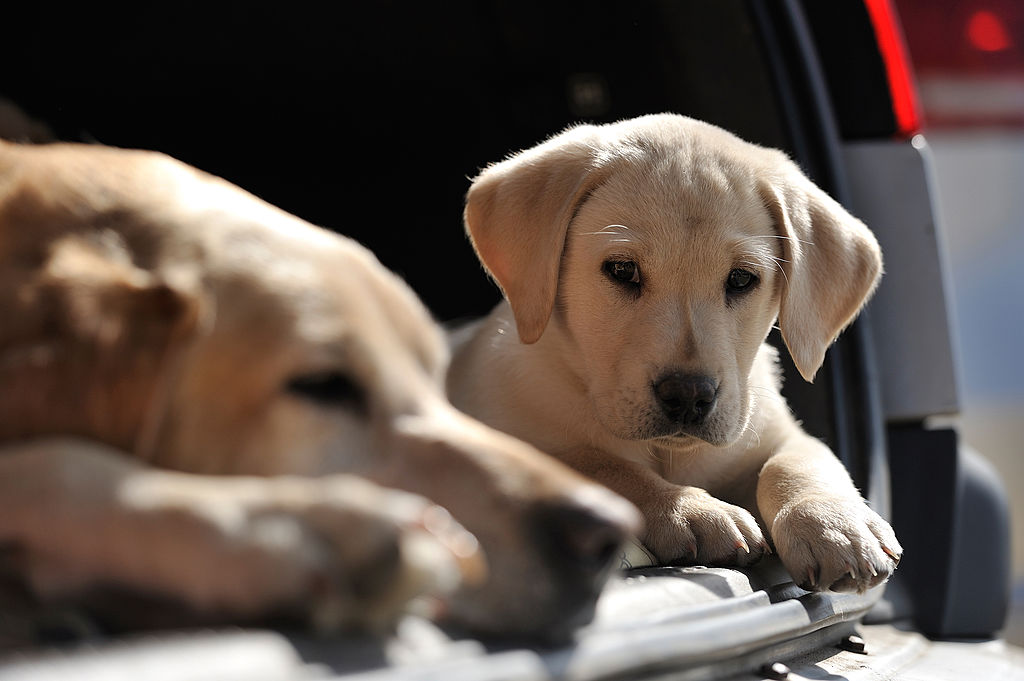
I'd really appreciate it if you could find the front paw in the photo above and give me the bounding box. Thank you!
[24,486,480,633]
[248,477,484,632]
[105,475,482,632]
[771,496,902,593]
[644,487,768,567]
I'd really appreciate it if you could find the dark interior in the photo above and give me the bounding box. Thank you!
[1,0,852,455]
[1,1,788,317]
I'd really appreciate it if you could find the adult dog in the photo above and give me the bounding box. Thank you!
[449,114,901,592]
[0,139,638,638]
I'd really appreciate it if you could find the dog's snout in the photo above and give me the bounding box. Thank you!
[534,493,636,584]
[653,373,718,426]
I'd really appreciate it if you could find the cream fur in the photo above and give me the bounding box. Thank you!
[0,139,639,636]
[450,114,900,592]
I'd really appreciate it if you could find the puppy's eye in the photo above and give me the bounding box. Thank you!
[286,371,366,411]
[603,260,641,287]
[726,268,759,295]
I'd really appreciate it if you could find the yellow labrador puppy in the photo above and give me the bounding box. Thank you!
[449,114,902,593]
[0,139,639,637]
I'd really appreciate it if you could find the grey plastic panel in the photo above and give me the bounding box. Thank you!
[842,139,961,422]
[943,446,1011,637]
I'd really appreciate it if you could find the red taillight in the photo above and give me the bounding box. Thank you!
[967,10,1013,52]
[864,0,924,136]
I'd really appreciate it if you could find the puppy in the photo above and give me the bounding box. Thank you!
[0,139,639,638]
[449,114,902,593]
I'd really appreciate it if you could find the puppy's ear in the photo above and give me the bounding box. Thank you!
[464,126,606,344]
[0,234,205,452]
[760,157,882,382]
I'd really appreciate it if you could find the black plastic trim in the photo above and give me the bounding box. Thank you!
[797,1,900,139]
[747,0,888,508]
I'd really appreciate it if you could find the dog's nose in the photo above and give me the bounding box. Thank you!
[652,373,718,426]
[533,491,638,585]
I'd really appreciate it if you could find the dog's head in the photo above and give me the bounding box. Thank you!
[465,114,881,448]
[0,140,639,638]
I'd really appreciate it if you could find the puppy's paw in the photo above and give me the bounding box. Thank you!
[770,495,902,593]
[644,487,768,567]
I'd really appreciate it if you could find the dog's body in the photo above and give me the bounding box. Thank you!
[0,139,638,638]
[449,114,901,592]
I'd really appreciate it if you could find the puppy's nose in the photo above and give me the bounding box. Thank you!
[533,491,638,585]
[652,373,718,426]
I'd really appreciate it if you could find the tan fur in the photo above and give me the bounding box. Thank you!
[450,114,901,592]
[0,139,639,636]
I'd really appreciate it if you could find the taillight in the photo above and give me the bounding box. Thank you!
[864,0,924,136]
[966,9,1013,52]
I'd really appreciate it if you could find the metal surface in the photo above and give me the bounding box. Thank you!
[721,624,1024,681]
[0,560,884,681]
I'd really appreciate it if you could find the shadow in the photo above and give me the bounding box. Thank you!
[625,555,805,602]
[756,637,855,681]
[0,565,394,675]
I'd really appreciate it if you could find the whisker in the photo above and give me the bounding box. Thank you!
[738,260,771,272]
[742,252,791,285]
[774,259,790,286]
[743,421,762,448]
[736,235,815,246]
[736,252,790,288]
[581,223,633,236]
[747,388,779,400]
[748,385,783,405]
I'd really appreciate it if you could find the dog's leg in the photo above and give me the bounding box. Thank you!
[0,438,479,631]
[559,448,767,566]
[757,435,902,593]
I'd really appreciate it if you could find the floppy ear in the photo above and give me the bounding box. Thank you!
[0,235,204,452]
[760,157,882,382]
[464,125,607,344]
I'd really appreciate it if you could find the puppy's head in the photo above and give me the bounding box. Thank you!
[0,140,639,638]
[465,114,881,448]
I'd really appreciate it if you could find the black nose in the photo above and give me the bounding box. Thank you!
[652,373,718,425]
[533,497,634,587]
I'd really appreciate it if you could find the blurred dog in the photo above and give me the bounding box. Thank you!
[0,139,639,637]
[449,114,901,593]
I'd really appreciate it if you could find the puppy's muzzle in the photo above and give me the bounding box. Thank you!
[652,373,718,427]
